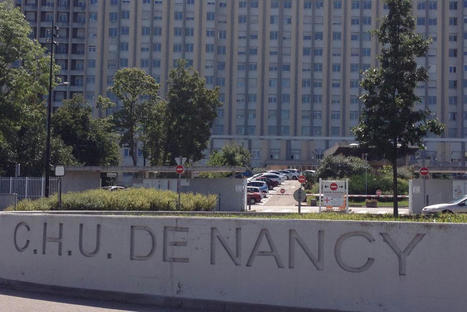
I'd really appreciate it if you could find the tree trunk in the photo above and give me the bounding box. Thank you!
[392,139,398,218]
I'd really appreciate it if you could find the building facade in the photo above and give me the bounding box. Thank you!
[16,0,467,168]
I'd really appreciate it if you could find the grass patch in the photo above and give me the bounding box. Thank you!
[348,199,409,207]
[146,212,467,223]
[8,188,217,212]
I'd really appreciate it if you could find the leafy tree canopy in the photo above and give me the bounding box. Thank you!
[164,60,221,165]
[0,1,71,175]
[52,94,120,166]
[316,155,368,179]
[208,143,251,168]
[109,68,160,166]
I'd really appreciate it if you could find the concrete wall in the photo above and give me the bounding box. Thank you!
[0,194,17,210]
[143,178,246,211]
[2,213,467,311]
[62,172,101,194]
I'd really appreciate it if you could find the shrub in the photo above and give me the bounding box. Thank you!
[10,188,217,211]
[316,155,368,179]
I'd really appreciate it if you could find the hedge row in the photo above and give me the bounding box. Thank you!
[9,188,217,211]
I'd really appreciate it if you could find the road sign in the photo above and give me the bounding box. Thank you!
[298,175,306,183]
[376,189,382,196]
[420,167,429,176]
[319,179,348,213]
[176,165,184,174]
[55,165,64,177]
[293,189,307,202]
[280,188,285,194]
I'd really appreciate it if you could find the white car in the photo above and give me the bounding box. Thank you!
[422,195,467,214]
[267,171,287,182]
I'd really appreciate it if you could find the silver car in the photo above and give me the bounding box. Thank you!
[422,195,467,214]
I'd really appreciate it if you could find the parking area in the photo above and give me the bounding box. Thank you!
[248,180,410,215]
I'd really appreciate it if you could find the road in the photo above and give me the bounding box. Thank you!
[251,180,410,215]
[0,288,197,312]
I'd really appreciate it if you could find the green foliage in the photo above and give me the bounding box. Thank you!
[109,68,161,166]
[52,94,120,166]
[0,1,73,175]
[316,155,368,179]
[208,143,251,167]
[164,60,221,165]
[352,0,444,215]
[11,188,217,211]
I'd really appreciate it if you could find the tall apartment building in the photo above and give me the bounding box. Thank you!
[16,0,467,168]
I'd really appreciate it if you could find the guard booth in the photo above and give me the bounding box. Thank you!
[409,179,467,214]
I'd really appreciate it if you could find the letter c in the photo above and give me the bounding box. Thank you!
[14,222,30,252]
[335,231,375,273]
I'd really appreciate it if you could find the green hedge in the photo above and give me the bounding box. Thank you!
[8,188,217,211]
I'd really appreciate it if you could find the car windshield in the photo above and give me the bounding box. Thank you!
[447,196,467,204]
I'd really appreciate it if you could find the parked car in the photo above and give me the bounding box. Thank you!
[267,171,287,182]
[254,177,278,189]
[260,173,282,184]
[247,181,269,194]
[247,191,262,204]
[279,170,294,180]
[284,169,300,180]
[422,195,467,214]
[247,186,266,198]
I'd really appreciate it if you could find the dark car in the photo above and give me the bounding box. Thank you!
[254,177,278,190]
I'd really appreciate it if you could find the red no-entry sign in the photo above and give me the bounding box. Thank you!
[419,167,429,176]
[330,182,338,191]
[298,175,306,184]
[176,165,184,174]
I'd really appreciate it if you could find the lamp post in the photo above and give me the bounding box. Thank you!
[44,17,68,197]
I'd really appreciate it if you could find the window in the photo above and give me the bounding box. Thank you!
[362,16,371,25]
[449,80,457,89]
[449,1,458,9]
[449,96,458,105]
[333,0,341,9]
[449,17,457,26]
[352,1,359,9]
[449,49,458,57]
[174,11,183,20]
[332,63,341,72]
[333,32,341,40]
[331,111,340,120]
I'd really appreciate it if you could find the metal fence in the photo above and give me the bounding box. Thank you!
[0,177,59,200]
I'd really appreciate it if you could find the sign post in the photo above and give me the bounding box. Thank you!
[55,165,65,209]
[175,165,185,210]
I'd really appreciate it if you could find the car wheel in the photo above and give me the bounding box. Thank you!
[249,198,256,205]
[442,209,453,214]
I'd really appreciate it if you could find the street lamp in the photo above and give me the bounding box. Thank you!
[44,17,68,197]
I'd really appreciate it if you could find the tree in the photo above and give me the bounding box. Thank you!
[353,0,444,217]
[52,94,120,166]
[109,68,161,166]
[164,60,221,165]
[316,155,367,179]
[140,99,167,165]
[0,1,73,176]
[208,143,251,167]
